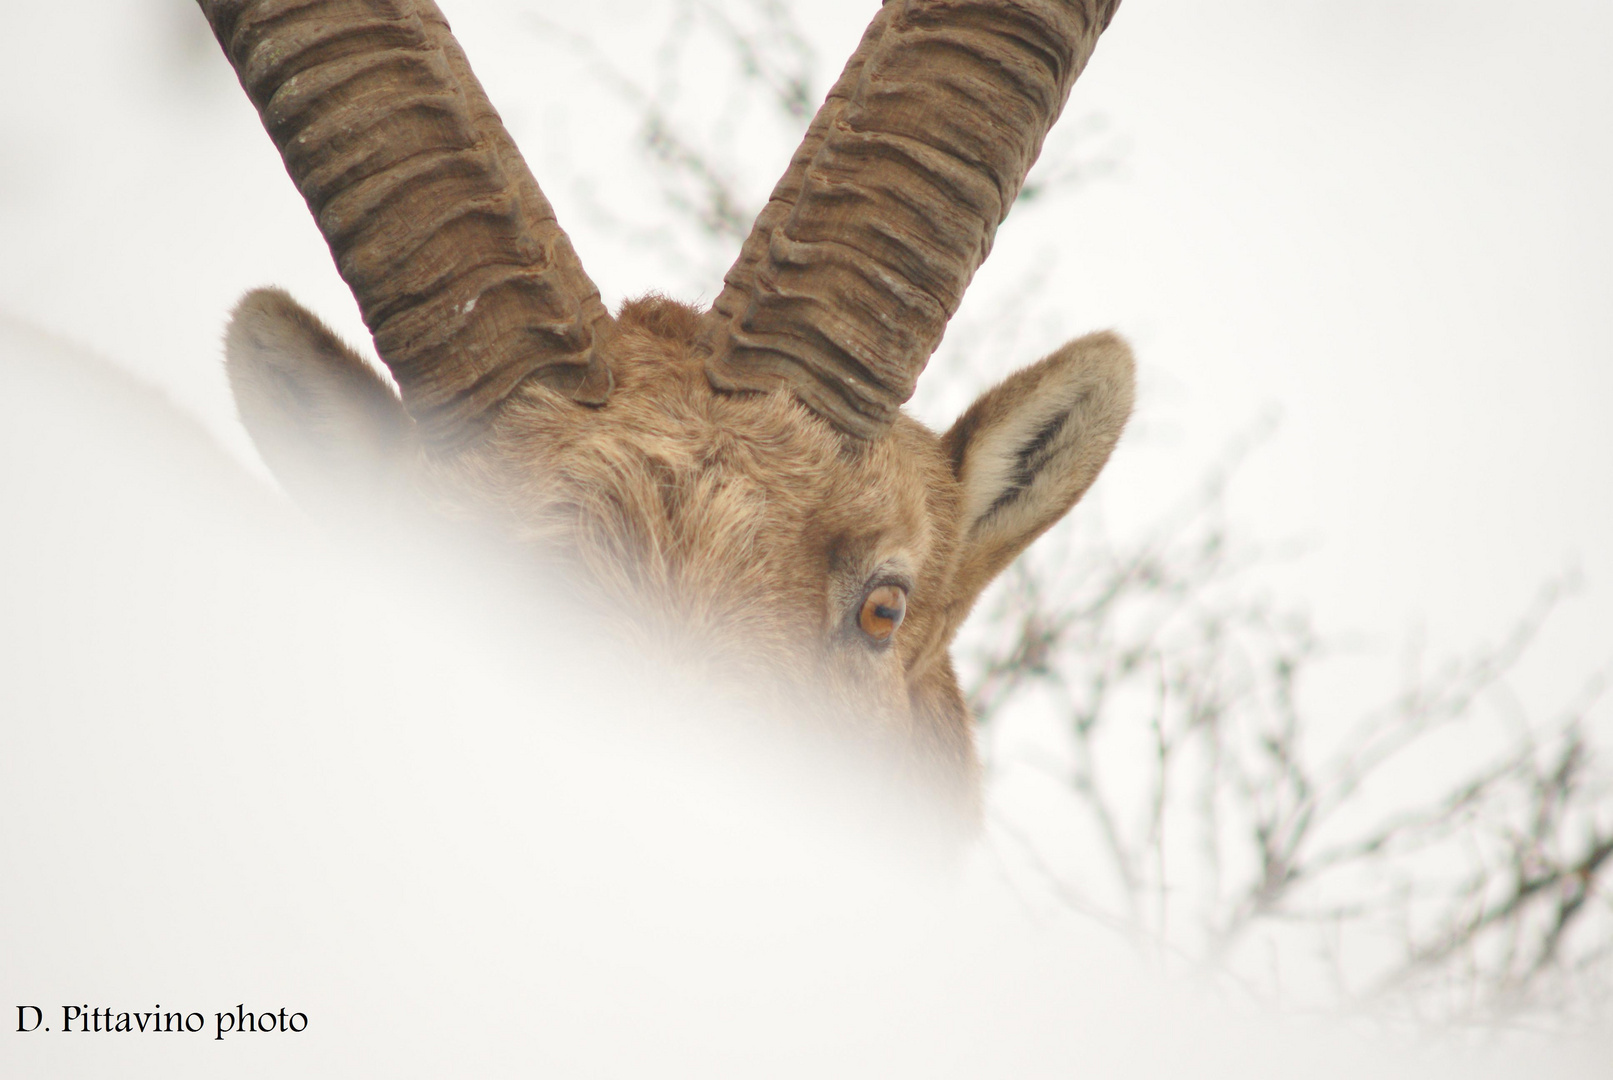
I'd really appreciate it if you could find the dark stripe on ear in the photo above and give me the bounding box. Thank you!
[981,401,1078,523]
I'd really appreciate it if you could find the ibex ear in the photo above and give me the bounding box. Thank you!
[941,331,1135,600]
[224,288,414,514]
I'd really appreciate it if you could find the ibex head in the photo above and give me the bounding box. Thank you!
[203,0,1132,822]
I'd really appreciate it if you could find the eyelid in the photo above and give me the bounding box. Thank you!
[867,565,914,595]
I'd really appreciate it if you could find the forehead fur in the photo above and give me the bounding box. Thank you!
[467,298,954,643]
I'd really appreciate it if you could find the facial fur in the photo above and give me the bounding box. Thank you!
[226,290,1134,825]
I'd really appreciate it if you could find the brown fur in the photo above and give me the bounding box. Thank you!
[227,290,1135,826]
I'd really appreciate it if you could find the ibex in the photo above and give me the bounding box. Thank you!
[200,0,1132,823]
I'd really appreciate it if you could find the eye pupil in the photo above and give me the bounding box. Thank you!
[858,584,907,644]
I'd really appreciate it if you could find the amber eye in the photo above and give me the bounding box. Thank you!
[857,584,907,644]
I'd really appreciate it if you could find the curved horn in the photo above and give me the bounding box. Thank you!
[702,0,1122,440]
[199,0,612,441]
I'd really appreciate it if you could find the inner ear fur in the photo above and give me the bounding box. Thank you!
[942,331,1135,602]
[225,287,414,512]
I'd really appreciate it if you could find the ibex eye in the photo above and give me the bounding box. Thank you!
[857,584,907,645]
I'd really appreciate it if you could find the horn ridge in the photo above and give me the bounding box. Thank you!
[200,0,611,442]
[704,0,1122,441]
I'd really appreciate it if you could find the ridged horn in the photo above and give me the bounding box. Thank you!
[702,0,1122,440]
[199,0,612,441]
